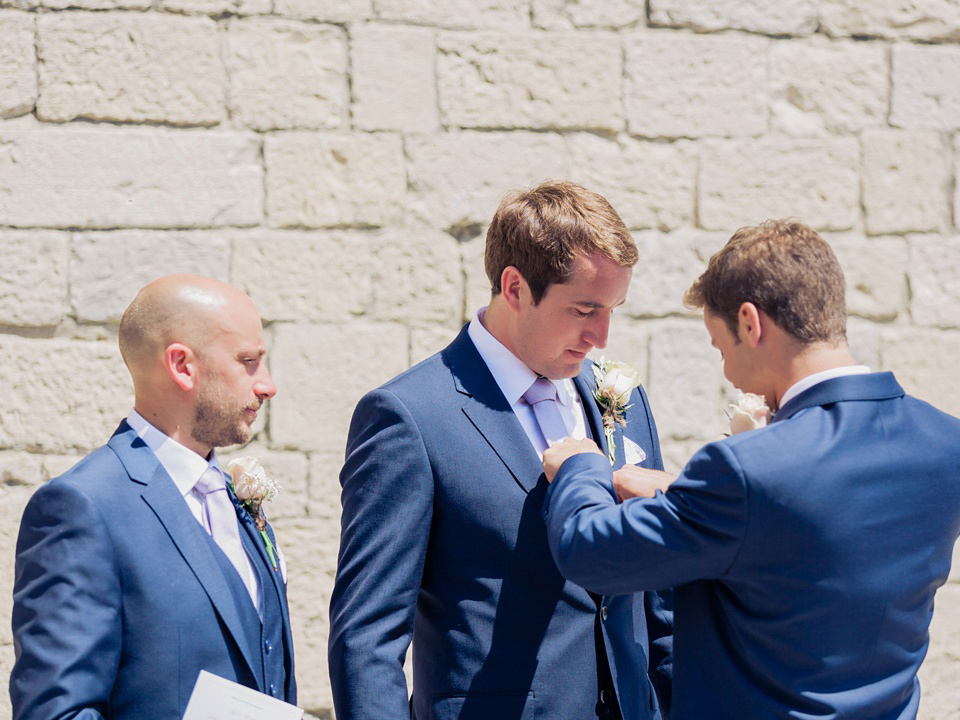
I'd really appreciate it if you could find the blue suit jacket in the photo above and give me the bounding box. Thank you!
[11,422,297,720]
[544,372,960,719]
[329,325,673,720]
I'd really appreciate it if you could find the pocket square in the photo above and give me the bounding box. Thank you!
[623,436,647,465]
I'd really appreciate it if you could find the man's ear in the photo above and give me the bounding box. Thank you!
[165,343,198,392]
[737,302,763,347]
[500,266,528,312]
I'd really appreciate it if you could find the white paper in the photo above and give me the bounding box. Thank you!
[183,671,303,720]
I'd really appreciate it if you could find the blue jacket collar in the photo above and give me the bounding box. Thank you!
[773,372,904,423]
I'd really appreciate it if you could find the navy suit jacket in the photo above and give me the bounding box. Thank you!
[11,421,296,720]
[329,325,673,720]
[544,372,960,719]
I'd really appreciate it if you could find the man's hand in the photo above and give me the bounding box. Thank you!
[543,438,604,482]
[613,466,676,501]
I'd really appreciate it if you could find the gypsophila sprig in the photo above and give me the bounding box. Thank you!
[593,357,642,465]
[227,457,281,571]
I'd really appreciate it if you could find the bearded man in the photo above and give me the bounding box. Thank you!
[11,275,296,720]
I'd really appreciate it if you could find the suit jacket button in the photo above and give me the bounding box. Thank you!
[269,683,277,696]
[264,640,272,654]
[600,606,608,621]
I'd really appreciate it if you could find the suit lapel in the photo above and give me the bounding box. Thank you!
[445,326,544,494]
[109,424,260,685]
[573,365,624,468]
[462,400,544,494]
[141,468,261,682]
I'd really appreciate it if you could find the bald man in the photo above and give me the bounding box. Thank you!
[11,275,296,720]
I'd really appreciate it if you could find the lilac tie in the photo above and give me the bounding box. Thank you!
[194,467,257,607]
[523,377,570,451]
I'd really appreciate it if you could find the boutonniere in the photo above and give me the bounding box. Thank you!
[227,457,282,571]
[726,393,771,435]
[593,357,642,465]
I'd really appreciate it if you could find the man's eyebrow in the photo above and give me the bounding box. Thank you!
[572,298,628,309]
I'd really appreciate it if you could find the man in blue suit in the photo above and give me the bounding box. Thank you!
[542,219,960,719]
[11,275,296,720]
[329,181,672,720]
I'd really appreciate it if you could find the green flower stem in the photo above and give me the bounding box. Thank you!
[229,480,279,571]
[260,529,278,571]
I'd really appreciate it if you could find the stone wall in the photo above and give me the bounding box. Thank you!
[1,0,959,717]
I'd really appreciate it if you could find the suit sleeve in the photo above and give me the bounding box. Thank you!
[328,388,433,720]
[11,482,122,720]
[543,440,748,596]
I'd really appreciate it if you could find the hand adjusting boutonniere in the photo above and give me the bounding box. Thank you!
[227,457,282,571]
[593,357,642,466]
[726,393,771,435]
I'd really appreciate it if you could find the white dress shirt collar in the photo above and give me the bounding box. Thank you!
[126,409,223,496]
[467,308,574,407]
[779,365,871,410]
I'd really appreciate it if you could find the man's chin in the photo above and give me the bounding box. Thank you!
[549,359,584,380]
[235,424,254,446]
[212,426,254,451]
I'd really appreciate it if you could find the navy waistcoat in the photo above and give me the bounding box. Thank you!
[205,515,291,701]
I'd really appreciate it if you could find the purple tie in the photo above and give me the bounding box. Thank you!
[523,377,570,450]
[194,467,257,607]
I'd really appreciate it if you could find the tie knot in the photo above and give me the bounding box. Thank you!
[523,377,558,406]
[194,467,226,496]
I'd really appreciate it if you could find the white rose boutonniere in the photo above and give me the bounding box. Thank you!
[727,393,771,435]
[227,457,282,571]
[593,357,642,465]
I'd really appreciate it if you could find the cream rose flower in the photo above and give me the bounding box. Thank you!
[227,456,280,504]
[727,393,771,435]
[226,456,282,571]
[592,358,643,465]
[596,360,641,407]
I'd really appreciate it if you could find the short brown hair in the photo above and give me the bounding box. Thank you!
[485,180,638,303]
[684,219,847,345]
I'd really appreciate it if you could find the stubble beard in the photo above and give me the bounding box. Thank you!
[192,383,258,450]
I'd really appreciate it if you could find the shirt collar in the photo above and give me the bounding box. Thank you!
[467,308,573,407]
[126,409,223,496]
[778,365,871,410]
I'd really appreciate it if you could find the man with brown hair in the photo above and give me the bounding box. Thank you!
[541,219,960,719]
[329,181,673,720]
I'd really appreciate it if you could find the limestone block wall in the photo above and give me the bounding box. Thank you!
[1,0,959,717]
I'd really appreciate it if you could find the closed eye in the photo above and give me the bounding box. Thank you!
[238,351,266,368]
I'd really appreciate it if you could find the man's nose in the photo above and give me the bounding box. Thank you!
[584,312,611,349]
[255,366,277,399]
